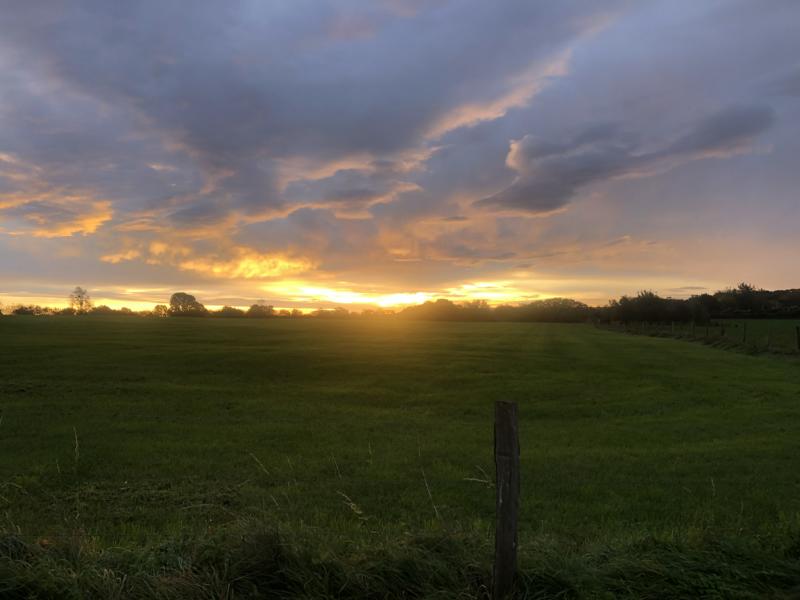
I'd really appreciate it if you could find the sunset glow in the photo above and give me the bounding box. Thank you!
[1,2,798,311]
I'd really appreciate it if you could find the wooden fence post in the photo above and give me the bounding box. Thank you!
[796,325,800,352]
[494,401,520,600]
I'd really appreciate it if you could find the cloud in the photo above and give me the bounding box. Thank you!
[766,69,800,97]
[98,239,314,280]
[1,192,113,238]
[1,1,799,306]
[476,105,775,213]
[283,164,421,214]
[660,105,774,158]
[424,50,572,139]
[0,0,620,231]
[101,249,141,264]
[176,249,313,280]
[0,150,117,237]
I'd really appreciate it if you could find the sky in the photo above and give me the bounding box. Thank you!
[1,1,799,311]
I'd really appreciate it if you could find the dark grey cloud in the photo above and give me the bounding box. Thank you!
[0,0,617,231]
[767,69,800,98]
[237,207,381,269]
[0,58,205,230]
[0,7,791,156]
[476,105,775,213]
[283,163,414,210]
[167,200,232,228]
[661,105,774,157]
[415,122,515,204]
[765,71,800,98]
[2,0,800,303]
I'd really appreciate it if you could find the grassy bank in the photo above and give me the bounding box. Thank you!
[4,525,800,598]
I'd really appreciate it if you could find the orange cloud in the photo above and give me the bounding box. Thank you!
[425,51,570,139]
[100,249,142,263]
[100,240,309,280]
[176,248,314,280]
[2,199,113,238]
[0,153,114,237]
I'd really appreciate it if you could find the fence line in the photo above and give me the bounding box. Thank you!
[598,320,800,354]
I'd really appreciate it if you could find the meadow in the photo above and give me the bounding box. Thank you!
[2,316,800,598]
[610,318,800,354]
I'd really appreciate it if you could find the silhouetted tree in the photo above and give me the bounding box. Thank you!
[495,298,590,322]
[9,283,800,323]
[399,299,462,320]
[168,292,208,317]
[90,305,115,315]
[13,305,43,316]
[686,294,716,323]
[312,306,351,318]
[216,305,245,318]
[359,308,394,318]
[246,304,275,318]
[460,299,493,321]
[69,286,92,314]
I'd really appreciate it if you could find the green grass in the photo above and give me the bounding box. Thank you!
[2,316,800,598]
[618,319,800,354]
[717,319,800,352]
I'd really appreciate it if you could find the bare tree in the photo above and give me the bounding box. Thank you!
[69,286,92,314]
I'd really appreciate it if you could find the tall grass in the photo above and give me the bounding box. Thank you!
[3,523,800,598]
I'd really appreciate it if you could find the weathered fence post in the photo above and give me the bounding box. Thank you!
[796,325,800,352]
[494,401,520,600]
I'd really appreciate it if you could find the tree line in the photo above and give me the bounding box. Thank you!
[2,283,799,323]
[602,284,800,323]
[396,284,800,323]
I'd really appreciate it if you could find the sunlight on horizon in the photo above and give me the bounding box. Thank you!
[1,2,797,312]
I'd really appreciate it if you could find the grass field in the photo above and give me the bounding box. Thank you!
[2,316,800,598]
[716,319,800,352]
[613,318,800,354]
